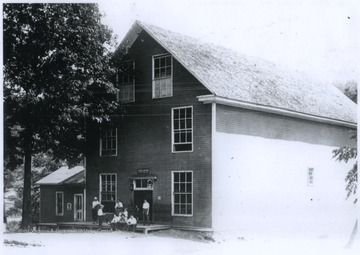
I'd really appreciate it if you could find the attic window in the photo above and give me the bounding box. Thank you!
[152,54,172,98]
[307,167,314,186]
[117,60,135,103]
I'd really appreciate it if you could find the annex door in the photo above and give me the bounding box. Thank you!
[134,190,153,223]
[74,194,84,221]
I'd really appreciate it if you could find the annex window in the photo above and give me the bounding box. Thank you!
[153,54,172,98]
[308,167,314,186]
[117,60,135,103]
[172,171,193,216]
[172,106,193,152]
[100,173,117,212]
[100,129,117,156]
[55,191,64,216]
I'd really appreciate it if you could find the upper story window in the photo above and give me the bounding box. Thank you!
[100,129,117,156]
[153,54,172,98]
[172,106,193,152]
[117,60,135,103]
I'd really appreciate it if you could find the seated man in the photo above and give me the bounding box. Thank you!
[126,215,137,232]
[110,213,121,231]
[118,213,127,230]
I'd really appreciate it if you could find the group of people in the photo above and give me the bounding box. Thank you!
[111,199,137,231]
[91,197,150,231]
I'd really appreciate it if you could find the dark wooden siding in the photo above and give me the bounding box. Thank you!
[86,30,213,228]
[39,185,84,223]
[216,104,356,147]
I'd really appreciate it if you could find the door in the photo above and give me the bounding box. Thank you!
[134,190,153,223]
[74,194,84,221]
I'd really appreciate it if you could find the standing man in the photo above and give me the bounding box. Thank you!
[142,199,150,225]
[92,197,100,224]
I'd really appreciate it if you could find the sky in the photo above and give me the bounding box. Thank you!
[97,0,360,86]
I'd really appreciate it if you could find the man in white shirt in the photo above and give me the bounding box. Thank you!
[92,197,100,224]
[126,215,137,232]
[142,199,150,225]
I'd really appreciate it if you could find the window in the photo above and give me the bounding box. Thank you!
[100,129,117,156]
[172,171,193,216]
[308,168,314,186]
[100,174,117,212]
[172,106,193,152]
[56,191,64,216]
[133,178,154,190]
[117,60,135,103]
[153,55,172,98]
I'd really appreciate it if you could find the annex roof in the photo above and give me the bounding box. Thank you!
[36,166,84,185]
[117,21,357,126]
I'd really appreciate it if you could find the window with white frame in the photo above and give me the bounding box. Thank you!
[172,171,193,216]
[133,178,154,190]
[56,191,64,216]
[117,60,135,103]
[100,129,117,156]
[100,173,117,212]
[153,54,172,98]
[308,167,314,186]
[172,106,193,152]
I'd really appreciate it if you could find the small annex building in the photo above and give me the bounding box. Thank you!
[36,166,85,223]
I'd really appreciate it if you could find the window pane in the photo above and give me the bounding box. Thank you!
[174,109,179,119]
[181,205,186,214]
[187,194,192,203]
[180,184,185,192]
[180,120,185,129]
[186,132,192,142]
[174,132,180,143]
[166,66,171,76]
[187,206,192,214]
[174,204,179,214]
[180,172,185,182]
[180,132,186,142]
[186,119,191,129]
[186,183,192,192]
[174,173,179,182]
[160,57,165,66]
[155,58,160,68]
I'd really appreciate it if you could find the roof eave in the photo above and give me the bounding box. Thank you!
[198,94,357,129]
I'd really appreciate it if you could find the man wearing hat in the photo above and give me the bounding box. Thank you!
[92,197,100,224]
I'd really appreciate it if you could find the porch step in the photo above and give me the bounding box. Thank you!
[135,223,171,234]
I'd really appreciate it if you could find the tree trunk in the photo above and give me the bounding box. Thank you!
[20,135,32,229]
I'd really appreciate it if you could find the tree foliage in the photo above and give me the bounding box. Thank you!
[4,3,119,165]
[3,3,119,228]
[333,82,357,204]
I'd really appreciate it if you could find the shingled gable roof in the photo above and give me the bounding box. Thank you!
[117,21,357,127]
[36,166,84,185]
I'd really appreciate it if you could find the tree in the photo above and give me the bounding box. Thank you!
[3,3,119,229]
[333,82,357,204]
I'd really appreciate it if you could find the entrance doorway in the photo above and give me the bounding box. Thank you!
[74,194,84,221]
[134,190,153,223]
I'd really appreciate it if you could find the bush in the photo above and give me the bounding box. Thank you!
[14,198,22,209]
[6,220,21,232]
[5,207,21,217]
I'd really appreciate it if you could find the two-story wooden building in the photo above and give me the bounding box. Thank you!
[39,21,357,235]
